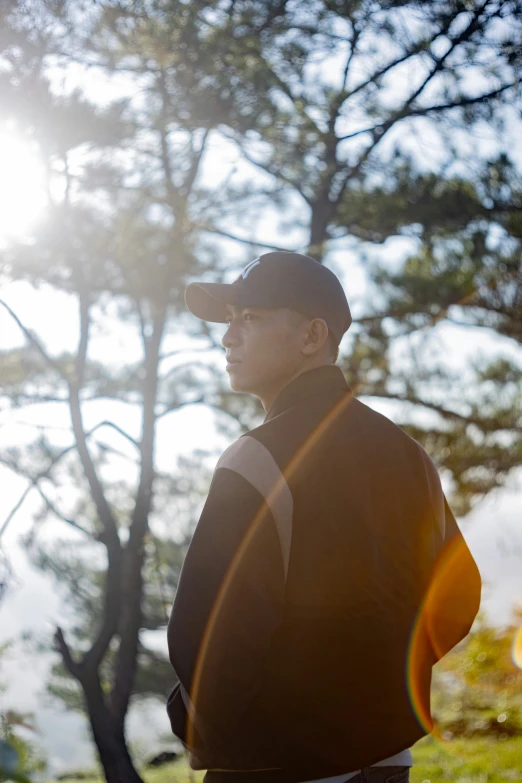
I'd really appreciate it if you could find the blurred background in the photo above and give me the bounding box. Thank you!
[0,1,521,781]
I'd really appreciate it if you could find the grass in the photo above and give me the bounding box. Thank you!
[51,736,522,783]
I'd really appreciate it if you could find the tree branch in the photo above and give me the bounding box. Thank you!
[400,79,520,122]
[111,302,166,722]
[93,420,139,450]
[364,391,522,434]
[197,224,297,253]
[225,135,313,206]
[68,297,118,542]
[182,129,210,199]
[66,291,122,673]
[53,626,83,679]
[0,483,32,539]
[159,345,217,362]
[336,0,502,197]
[0,457,92,539]
[157,69,179,213]
[0,299,66,380]
[160,360,218,384]
[156,396,206,420]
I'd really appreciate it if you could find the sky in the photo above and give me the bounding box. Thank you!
[0,15,522,777]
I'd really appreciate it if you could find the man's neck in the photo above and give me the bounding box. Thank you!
[258,360,333,413]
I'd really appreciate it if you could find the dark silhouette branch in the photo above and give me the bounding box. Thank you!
[0,299,67,380]
[225,136,313,206]
[0,482,32,539]
[334,0,503,205]
[363,391,522,435]
[111,302,166,722]
[67,291,122,673]
[159,345,218,362]
[182,129,210,199]
[53,626,83,679]
[156,396,206,419]
[0,457,91,539]
[198,224,297,253]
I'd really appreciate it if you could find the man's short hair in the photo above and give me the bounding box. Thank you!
[327,334,340,364]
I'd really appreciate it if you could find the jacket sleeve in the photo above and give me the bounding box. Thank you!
[166,438,288,764]
[418,446,482,660]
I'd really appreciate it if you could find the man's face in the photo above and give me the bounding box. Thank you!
[222,305,306,397]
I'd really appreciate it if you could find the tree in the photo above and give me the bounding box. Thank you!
[191,0,522,513]
[0,2,255,781]
[431,607,522,738]
[0,2,521,782]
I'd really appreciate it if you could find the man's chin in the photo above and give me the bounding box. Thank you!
[226,365,252,392]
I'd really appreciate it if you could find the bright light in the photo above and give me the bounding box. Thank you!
[513,624,522,669]
[0,131,47,242]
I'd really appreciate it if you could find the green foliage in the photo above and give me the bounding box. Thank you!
[432,610,522,739]
[410,735,522,783]
[0,0,521,779]
[0,656,47,782]
[46,738,522,783]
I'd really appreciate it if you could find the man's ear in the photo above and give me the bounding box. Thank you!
[302,318,329,356]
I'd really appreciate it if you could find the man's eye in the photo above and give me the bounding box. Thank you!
[243,311,256,321]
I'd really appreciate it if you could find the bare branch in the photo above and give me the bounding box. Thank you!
[197,225,298,253]
[94,420,139,450]
[400,79,520,121]
[335,1,503,199]
[0,483,32,539]
[0,457,92,539]
[65,291,122,673]
[0,299,66,380]
[364,391,522,434]
[159,346,218,362]
[156,396,206,420]
[182,129,210,199]
[111,302,166,721]
[68,296,118,541]
[160,360,218,384]
[157,69,179,213]
[53,626,83,679]
[224,134,313,206]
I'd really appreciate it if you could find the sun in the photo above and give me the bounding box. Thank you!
[0,130,47,244]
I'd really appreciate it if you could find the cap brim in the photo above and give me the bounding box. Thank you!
[185,282,239,322]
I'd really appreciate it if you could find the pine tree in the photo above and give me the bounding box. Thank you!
[0,2,520,781]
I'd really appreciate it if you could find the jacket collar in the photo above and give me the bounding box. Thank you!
[264,365,351,423]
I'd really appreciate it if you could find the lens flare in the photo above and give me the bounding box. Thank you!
[0,130,46,242]
[185,389,355,750]
[406,529,480,751]
[512,625,522,669]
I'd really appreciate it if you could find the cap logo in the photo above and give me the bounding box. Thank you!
[241,257,261,279]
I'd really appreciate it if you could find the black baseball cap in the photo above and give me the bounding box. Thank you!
[185,251,352,346]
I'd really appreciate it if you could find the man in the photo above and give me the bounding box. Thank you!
[166,252,481,783]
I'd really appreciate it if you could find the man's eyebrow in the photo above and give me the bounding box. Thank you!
[225,305,263,314]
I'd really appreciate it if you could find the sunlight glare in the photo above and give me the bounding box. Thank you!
[512,624,522,669]
[0,131,47,242]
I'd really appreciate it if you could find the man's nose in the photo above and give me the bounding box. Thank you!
[222,321,241,348]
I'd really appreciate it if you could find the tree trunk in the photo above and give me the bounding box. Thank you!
[308,200,333,263]
[83,670,144,783]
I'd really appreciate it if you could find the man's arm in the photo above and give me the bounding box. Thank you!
[418,446,482,660]
[166,435,290,764]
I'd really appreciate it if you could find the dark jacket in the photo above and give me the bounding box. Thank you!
[166,365,481,783]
